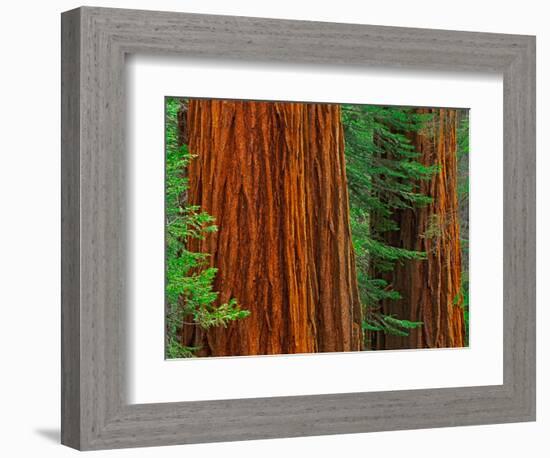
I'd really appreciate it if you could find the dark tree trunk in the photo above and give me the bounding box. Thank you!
[373,108,466,349]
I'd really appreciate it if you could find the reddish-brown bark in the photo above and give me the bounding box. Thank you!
[373,108,466,349]
[181,99,362,356]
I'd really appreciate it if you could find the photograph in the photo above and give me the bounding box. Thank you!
[1,1,541,455]
[165,97,470,358]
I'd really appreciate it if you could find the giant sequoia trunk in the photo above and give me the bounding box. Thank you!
[181,99,362,356]
[373,108,465,349]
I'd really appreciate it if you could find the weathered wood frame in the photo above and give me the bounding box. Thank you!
[61,6,536,450]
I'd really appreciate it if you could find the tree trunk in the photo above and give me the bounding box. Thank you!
[182,99,362,356]
[374,108,465,349]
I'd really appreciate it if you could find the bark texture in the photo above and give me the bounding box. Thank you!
[373,108,466,349]
[182,99,362,356]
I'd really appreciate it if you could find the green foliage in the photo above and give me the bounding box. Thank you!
[165,97,250,358]
[342,105,434,342]
[457,113,470,204]
[362,315,424,337]
[457,111,470,344]
[166,340,201,360]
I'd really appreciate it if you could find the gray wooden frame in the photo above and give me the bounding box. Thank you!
[61,6,536,451]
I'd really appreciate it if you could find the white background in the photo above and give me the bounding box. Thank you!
[0,0,546,457]
[128,58,503,403]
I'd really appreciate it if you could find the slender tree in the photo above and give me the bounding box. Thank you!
[372,108,466,349]
[181,99,362,356]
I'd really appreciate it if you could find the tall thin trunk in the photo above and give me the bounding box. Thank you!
[374,108,465,349]
[181,99,362,356]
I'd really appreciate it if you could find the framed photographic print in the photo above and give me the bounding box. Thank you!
[61,6,536,450]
